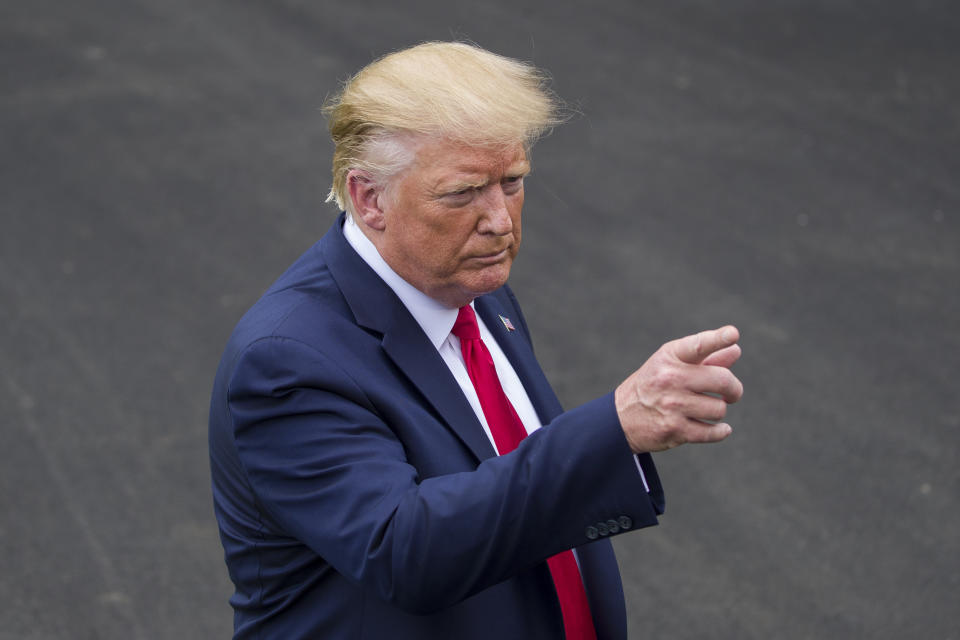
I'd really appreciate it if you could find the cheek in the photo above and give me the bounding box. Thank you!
[511,195,523,244]
[425,218,474,266]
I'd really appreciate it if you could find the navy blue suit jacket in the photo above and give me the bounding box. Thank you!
[209,215,665,639]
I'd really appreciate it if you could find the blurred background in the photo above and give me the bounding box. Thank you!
[2,1,957,638]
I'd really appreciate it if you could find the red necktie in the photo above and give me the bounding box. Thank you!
[452,305,597,640]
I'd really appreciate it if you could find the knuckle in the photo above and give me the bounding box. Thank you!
[654,367,681,389]
[660,394,683,412]
[724,378,743,403]
[664,415,686,437]
[721,372,743,401]
[693,332,705,358]
[734,379,745,400]
[714,402,727,420]
[648,414,684,447]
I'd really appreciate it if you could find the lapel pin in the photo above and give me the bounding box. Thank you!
[498,314,516,332]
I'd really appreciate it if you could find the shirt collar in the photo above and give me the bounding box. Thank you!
[342,214,460,350]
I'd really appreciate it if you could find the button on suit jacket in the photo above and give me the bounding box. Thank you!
[209,214,665,639]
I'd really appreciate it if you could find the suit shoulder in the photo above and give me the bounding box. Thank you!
[221,241,361,368]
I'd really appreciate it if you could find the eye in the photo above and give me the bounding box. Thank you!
[502,175,524,195]
[443,187,476,206]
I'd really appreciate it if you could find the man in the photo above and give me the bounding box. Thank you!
[209,42,743,639]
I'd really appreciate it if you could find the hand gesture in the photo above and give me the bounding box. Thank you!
[615,326,744,453]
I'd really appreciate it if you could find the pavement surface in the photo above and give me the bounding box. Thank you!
[2,1,957,638]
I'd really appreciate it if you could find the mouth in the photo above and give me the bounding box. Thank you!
[470,247,511,265]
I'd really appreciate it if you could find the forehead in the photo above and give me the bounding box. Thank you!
[409,138,529,182]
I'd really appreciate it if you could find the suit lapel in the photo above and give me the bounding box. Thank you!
[322,215,496,462]
[378,308,497,462]
[475,295,564,424]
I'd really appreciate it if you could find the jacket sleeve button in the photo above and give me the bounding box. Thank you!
[585,526,599,540]
[606,519,620,534]
[596,522,609,536]
[618,516,633,530]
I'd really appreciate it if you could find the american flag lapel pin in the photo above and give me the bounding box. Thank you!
[498,314,516,332]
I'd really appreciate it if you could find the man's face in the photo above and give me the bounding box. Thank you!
[374,138,529,308]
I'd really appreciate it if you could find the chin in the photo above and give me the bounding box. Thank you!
[467,263,512,296]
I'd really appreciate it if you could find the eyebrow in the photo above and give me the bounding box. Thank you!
[436,161,532,193]
[505,160,532,177]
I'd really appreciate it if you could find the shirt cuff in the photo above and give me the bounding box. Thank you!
[633,454,650,492]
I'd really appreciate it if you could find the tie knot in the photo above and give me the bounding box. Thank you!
[451,305,481,341]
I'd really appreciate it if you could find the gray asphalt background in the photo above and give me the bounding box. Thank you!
[2,1,958,638]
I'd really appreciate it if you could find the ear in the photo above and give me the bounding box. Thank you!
[347,169,386,231]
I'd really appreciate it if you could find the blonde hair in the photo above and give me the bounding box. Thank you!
[323,41,565,212]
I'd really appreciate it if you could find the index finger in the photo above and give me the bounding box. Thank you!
[671,326,740,364]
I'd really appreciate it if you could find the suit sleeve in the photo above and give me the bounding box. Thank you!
[225,335,660,614]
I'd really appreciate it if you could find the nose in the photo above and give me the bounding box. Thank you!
[477,185,514,236]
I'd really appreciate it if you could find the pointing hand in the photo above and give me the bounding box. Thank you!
[615,326,744,453]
